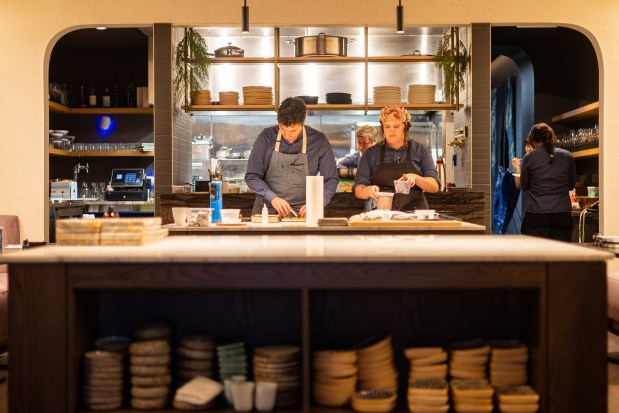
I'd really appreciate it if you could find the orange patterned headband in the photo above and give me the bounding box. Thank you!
[379,105,411,124]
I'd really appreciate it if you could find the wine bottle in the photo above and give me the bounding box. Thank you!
[89,83,97,107]
[126,77,136,108]
[112,76,120,107]
[102,88,111,107]
[80,85,87,108]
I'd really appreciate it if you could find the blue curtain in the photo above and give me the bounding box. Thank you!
[491,77,519,234]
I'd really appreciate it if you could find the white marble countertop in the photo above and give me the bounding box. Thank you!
[0,235,613,264]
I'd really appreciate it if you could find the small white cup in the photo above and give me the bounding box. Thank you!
[172,207,187,226]
[255,381,278,412]
[415,209,436,220]
[224,375,247,405]
[376,192,394,210]
[231,381,255,412]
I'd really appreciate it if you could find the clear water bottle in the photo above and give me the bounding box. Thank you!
[209,180,223,223]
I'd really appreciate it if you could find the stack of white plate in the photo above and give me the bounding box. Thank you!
[191,90,211,105]
[408,84,436,104]
[243,86,273,105]
[219,91,240,105]
[373,86,402,104]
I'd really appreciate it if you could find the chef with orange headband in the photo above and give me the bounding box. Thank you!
[353,105,440,211]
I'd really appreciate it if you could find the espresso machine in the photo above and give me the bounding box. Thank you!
[105,168,150,201]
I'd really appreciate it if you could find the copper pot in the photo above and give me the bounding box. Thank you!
[215,43,245,57]
[289,33,351,57]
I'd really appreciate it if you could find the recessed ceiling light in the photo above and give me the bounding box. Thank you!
[96,27,107,31]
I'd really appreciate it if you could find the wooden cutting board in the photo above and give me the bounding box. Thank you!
[348,220,462,227]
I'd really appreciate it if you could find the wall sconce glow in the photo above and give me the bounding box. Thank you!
[96,27,107,31]
[97,115,115,137]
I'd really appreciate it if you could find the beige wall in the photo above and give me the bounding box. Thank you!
[1,0,618,240]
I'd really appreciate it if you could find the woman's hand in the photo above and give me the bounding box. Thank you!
[511,157,521,173]
[401,173,418,188]
[299,204,307,217]
[271,196,292,216]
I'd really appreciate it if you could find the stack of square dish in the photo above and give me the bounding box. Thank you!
[253,345,301,406]
[407,379,449,413]
[489,340,529,386]
[243,86,273,105]
[450,379,494,413]
[408,84,436,104]
[449,339,490,380]
[312,349,358,406]
[356,335,398,393]
[351,390,397,412]
[191,90,211,105]
[405,347,448,381]
[373,86,402,104]
[219,91,240,105]
[495,385,539,413]
[217,342,247,380]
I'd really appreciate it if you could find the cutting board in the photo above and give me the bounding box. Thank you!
[348,220,462,227]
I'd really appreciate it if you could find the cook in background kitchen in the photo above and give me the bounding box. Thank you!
[336,125,378,168]
[353,105,439,211]
[245,97,338,217]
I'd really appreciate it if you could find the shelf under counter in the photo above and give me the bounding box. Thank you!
[49,148,154,157]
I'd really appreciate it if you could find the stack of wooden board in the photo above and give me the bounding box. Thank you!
[56,218,167,246]
[56,219,102,245]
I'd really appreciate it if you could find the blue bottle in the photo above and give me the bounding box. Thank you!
[210,180,222,223]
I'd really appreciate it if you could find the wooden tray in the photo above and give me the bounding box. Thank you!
[349,220,462,227]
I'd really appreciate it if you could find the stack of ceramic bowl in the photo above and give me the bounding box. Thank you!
[356,335,398,393]
[489,340,529,387]
[217,342,248,380]
[81,350,124,411]
[373,86,402,104]
[192,90,211,105]
[253,345,301,407]
[296,95,319,105]
[128,323,173,410]
[407,379,449,413]
[404,347,448,381]
[312,350,358,406]
[326,92,352,104]
[495,385,540,413]
[407,84,436,104]
[450,379,494,413]
[243,86,273,105]
[449,339,490,381]
[219,91,240,105]
[175,335,217,386]
[351,390,397,412]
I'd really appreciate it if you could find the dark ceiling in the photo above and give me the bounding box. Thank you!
[53,28,149,51]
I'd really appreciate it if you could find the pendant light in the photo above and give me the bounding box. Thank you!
[396,0,404,34]
[242,0,250,33]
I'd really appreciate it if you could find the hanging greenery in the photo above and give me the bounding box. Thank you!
[173,28,211,109]
[434,28,469,105]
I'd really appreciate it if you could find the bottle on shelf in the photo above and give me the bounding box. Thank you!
[126,77,136,108]
[102,88,111,108]
[80,85,87,108]
[112,76,120,108]
[89,83,97,107]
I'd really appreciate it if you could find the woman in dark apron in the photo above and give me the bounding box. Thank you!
[352,105,440,211]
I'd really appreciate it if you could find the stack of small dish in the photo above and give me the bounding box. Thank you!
[192,90,211,105]
[373,86,402,104]
[81,350,124,411]
[495,385,540,413]
[243,86,273,105]
[217,342,248,380]
[312,349,358,406]
[175,335,217,386]
[405,346,448,381]
[326,92,352,104]
[450,379,494,413]
[253,345,301,406]
[489,340,529,387]
[407,379,449,413]
[407,84,436,104]
[351,390,397,412]
[449,338,490,380]
[219,91,240,105]
[356,335,398,393]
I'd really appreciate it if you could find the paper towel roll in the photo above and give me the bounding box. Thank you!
[305,176,324,227]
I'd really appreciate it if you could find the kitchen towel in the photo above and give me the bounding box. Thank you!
[306,176,324,227]
[175,376,223,405]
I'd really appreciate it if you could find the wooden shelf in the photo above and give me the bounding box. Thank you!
[367,55,436,63]
[188,104,276,112]
[210,57,275,63]
[551,101,599,123]
[188,103,461,113]
[49,102,153,115]
[277,56,366,63]
[49,148,154,157]
[572,148,599,158]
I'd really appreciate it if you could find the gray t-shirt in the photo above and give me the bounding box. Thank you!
[520,147,576,213]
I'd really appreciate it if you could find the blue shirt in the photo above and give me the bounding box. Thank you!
[520,147,576,213]
[245,125,338,204]
[352,140,440,192]
[337,152,361,168]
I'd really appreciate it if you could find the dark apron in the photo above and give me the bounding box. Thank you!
[366,143,429,211]
[252,127,309,215]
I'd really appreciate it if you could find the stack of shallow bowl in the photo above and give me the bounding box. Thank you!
[405,346,448,381]
[81,350,124,411]
[449,338,490,381]
[219,91,240,105]
[450,379,494,413]
[243,86,273,105]
[191,90,211,105]
[253,345,301,407]
[489,340,528,387]
[326,92,352,104]
[373,86,402,104]
[351,390,397,412]
[495,385,540,413]
[408,84,436,104]
[312,349,358,406]
[356,335,398,393]
[407,379,449,413]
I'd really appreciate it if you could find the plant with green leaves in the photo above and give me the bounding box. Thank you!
[174,28,211,109]
[434,29,469,105]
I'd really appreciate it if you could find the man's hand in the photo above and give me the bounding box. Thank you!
[299,204,307,217]
[271,197,293,216]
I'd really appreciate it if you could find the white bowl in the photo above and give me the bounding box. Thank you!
[415,209,436,220]
[221,208,241,224]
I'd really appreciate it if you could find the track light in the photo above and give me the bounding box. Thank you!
[242,0,249,33]
[396,0,404,34]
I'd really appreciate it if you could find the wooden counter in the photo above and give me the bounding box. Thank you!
[3,235,611,413]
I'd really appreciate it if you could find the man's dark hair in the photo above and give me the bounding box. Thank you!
[277,97,307,126]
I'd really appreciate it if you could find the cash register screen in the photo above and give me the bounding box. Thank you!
[110,169,144,187]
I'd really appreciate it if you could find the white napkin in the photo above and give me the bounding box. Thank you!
[175,376,223,405]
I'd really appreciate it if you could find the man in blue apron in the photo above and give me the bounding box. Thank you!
[245,97,338,217]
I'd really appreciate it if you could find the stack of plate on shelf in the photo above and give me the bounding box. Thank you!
[56,219,102,246]
[326,92,352,104]
[312,349,358,406]
[253,345,301,407]
[243,86,273,105]
[217,342,248,380]
[191,90,212,105]
[449,338,490,380]
[138,143,154,152]
[407,379,449,413]
[356,334,398,393]
[351,390,397,413]
[81,350,124,411]
[495,385,540,413]
[450,379,494,413]
[219,91,240,105]
[404,346,448,381]
[489,340,529,387]
[408,84,436,104]
[175,335,217,386]
[373,86,402,104]
[99,218,167,246]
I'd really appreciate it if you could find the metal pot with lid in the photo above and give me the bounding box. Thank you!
[215,42,245,57]
[288,33,353,57]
